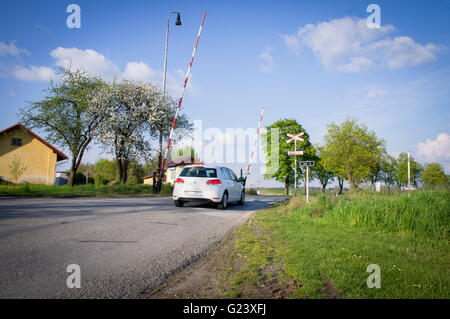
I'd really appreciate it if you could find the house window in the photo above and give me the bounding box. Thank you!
[11,138,22,146]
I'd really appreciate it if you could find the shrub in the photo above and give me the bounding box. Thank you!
[73,173,87,185]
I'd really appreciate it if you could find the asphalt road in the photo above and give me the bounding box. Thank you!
[0,195,285,299]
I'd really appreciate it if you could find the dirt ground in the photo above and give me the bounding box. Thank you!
[146,212,304,299]
[146,199,344,299]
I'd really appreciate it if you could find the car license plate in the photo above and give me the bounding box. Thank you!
[185,191,202,196]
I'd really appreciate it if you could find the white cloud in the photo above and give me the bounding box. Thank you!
[10,47,119,82]
[0,41,29,57]
[371,36,440,69]
[123,62,192,97]
[282,17,441,72]
[259,47,273,72]
[8,46,197,95]
[12,65,56,82]
[123,61,159,81]
[50,47,120,80]
[417,133,450,171]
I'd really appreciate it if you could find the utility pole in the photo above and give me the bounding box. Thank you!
[155,11,182,193]
[157,11,206,193]
[408,150,411,197]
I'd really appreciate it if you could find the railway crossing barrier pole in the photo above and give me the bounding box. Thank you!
[157,11,207,192]
[246,106,264,177]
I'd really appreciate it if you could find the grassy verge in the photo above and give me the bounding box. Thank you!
[222,191,449,298]
[246,187,330,196]
[0,183,173,197]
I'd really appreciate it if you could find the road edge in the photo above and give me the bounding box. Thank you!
[144,196,288,298]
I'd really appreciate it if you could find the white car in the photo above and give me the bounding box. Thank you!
[172,165,245,209]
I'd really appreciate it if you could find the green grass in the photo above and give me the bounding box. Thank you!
[246,187,331,196]
[304,190,449,239]
[226,190,450,298]
[0,183,173,197]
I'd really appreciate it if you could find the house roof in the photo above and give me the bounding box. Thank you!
[167,156,199,168]
[0,123,69,161]
[142,157,203,180]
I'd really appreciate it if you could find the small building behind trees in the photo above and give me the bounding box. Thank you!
[0,123,68,184]
[143,156,201,185]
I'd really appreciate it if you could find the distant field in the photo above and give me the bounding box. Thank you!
[218,190,450,298]
[0,183,173,197]
[246,187,328,196]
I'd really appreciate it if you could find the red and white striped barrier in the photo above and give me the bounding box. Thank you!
[246,106,264,175]
[161,11,206,172]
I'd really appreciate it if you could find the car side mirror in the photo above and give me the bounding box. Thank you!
[238,177,245,184]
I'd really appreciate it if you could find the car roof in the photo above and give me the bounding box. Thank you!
[183,164,219,169]
[182,164,233,170]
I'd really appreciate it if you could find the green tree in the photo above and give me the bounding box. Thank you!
[19,68,108,186]
[337,175,345,194]
[393,153,422,188]
[95,80,172,183]
[73,172,91,185]
[78,163,96,184]
[321,118,385,190]
[169,145,200,162]
[8,155,27,183]
[368,146,388,186]
[262,118,316,195]
[128,159,147,184]
[94,158,118,185]
[150,97,192,174]
[311,147,335,192]
[380,155,397,189]
[421,163,448,188]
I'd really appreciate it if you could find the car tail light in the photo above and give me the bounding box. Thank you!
[206,179,221,185]
[175,178,184,184]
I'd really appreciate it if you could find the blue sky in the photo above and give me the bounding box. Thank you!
[1,0,449,187]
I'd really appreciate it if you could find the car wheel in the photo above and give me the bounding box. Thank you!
[174,200,184,207]
[218,192,228,210]
[237,191,245,205]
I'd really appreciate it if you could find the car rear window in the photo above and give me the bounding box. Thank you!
[179,167,217,178]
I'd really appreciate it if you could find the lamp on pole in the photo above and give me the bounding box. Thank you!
[162,12,182,100]
[155,12,181,193]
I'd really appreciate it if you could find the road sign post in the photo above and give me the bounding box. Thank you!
[294,138,297,195]
[299,161,315,203]
[306,166,309,203]
[286,132,304,196]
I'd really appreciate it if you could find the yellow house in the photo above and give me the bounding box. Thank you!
[0,123,68,184]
